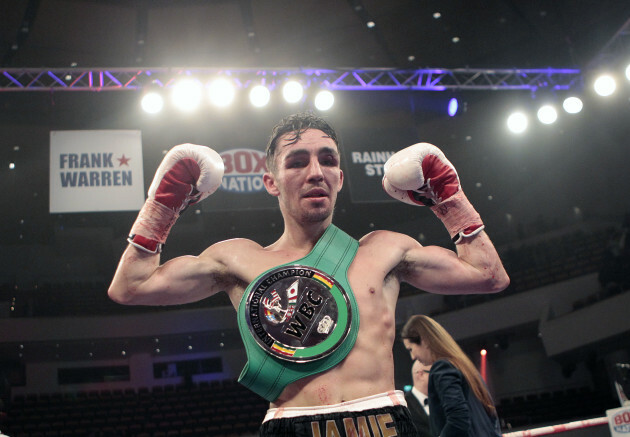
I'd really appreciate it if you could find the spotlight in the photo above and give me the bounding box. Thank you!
[282,80,304,103]
[447,97,459,117]
[562,96,583,114]
[593,74,616,97]
[172,79,203,112]
[314,90,334,111]
[141,91,164,114]
[249,85,270,107]
[537,104,558,125]
[208,78,235,107]
[625,64,630,81]
[507,112,528,134]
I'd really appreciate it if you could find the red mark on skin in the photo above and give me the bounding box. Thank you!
[369,288,375,294]
[318,386,330,404]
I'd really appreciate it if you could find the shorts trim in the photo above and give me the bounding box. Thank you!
[263,390,407,423]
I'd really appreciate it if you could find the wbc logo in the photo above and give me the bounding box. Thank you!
[245,265,353,363]
[220,148,267,193]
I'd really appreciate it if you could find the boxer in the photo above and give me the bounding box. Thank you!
[109,112,509,436]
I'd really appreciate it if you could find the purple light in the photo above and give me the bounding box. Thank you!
[448,97,458,117]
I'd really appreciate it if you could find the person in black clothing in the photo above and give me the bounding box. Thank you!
[405,360,434,437]
[401,315,502,437]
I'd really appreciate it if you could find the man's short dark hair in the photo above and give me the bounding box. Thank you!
[266,112,339,173]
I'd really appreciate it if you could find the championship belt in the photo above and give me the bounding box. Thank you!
[237,225,360,402]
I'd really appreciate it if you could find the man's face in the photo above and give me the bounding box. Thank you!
[263,129,343,224]
[412,360,431,395]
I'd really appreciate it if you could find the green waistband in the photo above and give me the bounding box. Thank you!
[237,224,360,402]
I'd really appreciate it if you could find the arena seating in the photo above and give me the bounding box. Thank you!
[496,386,618,430]
[2,379,267,437]
[2,382,619,436]
[398,225,619,315]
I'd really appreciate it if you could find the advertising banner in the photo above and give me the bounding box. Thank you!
[205,147,277,211]
[49,130,144,213]
[342,127,419,203]
[608,405,630,436]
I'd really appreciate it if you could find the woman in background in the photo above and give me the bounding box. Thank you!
[401,315,502,437]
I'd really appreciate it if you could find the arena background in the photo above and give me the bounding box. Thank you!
[1,1,630,436]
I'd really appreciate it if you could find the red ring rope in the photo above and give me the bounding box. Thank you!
[502,417,609,436]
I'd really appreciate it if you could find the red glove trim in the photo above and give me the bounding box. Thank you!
[127,234,163,254]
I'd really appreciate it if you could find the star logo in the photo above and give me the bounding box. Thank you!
[117,154,131,166]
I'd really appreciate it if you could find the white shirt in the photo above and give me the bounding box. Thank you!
[412,386,430,416]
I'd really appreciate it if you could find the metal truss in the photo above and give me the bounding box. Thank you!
[587,17,630,70]
[0,67,582,92]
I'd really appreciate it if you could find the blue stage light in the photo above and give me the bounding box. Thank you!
[448,97,458,117]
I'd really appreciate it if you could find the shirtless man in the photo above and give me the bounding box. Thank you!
[108,112,509,436]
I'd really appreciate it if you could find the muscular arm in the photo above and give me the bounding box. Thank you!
[382,142,509,294]
[108,143,232,306]
[108,240,240,306]
[393,231,509,295]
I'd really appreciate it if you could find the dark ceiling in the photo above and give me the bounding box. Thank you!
[2,0,629,70]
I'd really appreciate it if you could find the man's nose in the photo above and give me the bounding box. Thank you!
[306,158,324,180]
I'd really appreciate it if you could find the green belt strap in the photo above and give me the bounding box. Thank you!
[237,224,360,402]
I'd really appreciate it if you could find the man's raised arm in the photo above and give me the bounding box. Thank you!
[108,144,225,306]
[383,143,510,294]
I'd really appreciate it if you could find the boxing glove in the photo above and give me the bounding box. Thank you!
[383,143,484,244]
[128,144,224,253]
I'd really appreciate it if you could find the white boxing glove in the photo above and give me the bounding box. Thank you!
[128,144,224,253]
[383,143,484,244]
[382,143,460,206]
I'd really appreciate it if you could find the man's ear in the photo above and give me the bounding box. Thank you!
[263,172,280,197]
[337,169,344,192]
